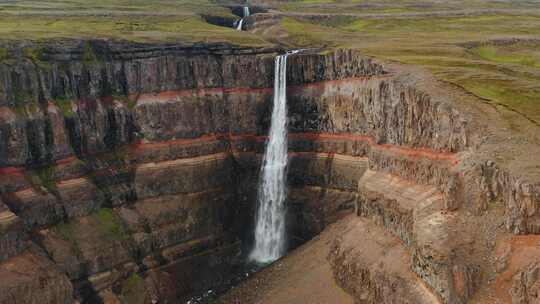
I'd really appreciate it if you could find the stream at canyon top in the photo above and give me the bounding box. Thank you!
[236,6,250,30]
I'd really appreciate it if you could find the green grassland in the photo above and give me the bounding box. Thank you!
[273,7,540,125]
[0,15,268,46]
[0,0,268,46]
[0,0,228,15]
[472,44,540,68]
[269,0,540,14]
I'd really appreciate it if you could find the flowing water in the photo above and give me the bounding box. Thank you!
[186,51,300,303]
[250,51,298,264]
[236,6,250,30]
[236,19,244,31]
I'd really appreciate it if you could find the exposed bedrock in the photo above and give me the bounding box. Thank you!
[0,245,73,304]
[357,170,481,304]
[0,42,538,303]
[511,262,540,304]
[328,216,442,304]
[0,198,27,261]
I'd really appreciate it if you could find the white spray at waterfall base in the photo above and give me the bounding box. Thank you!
[250,51,298,264]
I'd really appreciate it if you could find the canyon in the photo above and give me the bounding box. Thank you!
[0,39,539,304]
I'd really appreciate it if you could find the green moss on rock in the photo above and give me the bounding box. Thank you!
[22,47,51,69]
[35,165,57,192]
[81,42,104,66]
[54,221,83,258]
[93,208,130,242]
[119,273,147,304]
[53,97,75,118]
[0,48,9,61]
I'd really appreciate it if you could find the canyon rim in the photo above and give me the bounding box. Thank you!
[0,1,540,304]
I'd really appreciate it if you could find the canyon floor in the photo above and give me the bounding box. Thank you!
[220,215,356,304]
[220,213,443,304]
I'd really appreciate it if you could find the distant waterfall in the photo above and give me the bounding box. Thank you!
[236,6,250,30]
[236,19,244,30]
[250,51,298,263]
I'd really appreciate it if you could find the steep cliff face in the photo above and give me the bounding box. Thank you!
[0,43,383,303]
[0,41,539,304]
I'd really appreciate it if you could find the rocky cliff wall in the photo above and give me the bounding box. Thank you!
[0,44,386,303]
[0,42,538,304]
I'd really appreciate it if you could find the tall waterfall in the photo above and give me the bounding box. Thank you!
[236,6,250,30]
[250,51,297,263]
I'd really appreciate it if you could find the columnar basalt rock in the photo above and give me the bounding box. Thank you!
[0,198,27,261]
[328,216,442,304]
[0,42,539,303]
[511,262,540,303]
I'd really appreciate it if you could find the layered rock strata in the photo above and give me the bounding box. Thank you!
[0,41,538,303]
[0,44,383,303]
[329,216,441,304]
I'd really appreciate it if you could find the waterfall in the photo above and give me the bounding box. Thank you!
[236,6,250,30]
[250,51,298,264]
[236,19,244,30]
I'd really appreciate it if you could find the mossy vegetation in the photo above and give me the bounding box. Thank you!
[0,0,233,16]
[22,46,51,69]
[12,101,38,118]
[54,208,131,259]
[92,208,131,242]
[25,165,57,194]
[471,44,540,68]
[81,42,102,65]
[55,222,76,244]
[0,48,9,61]
[281,17,350,47]
[22,47,44,62]
[0,0,273,46]
[119,273,147,304]
[112,94,138,109]
[125,98,138,110]
[342,19,369,32]
[272,9,540,125]
[35,165,58,192]
[54,221,84,258]
[0,15,269,46]
[53,97,75,118]
[275,0,540,14]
